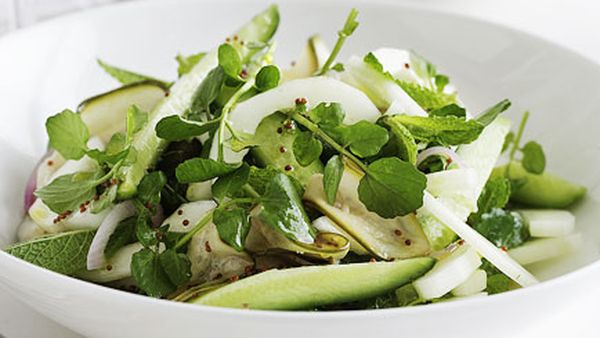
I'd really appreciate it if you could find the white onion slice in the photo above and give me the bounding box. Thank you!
[417,146,467,169]
[87,201,136,270]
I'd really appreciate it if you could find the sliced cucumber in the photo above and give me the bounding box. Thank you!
[117,5,280,198]
[426,168,478,202]
[192,258,435,310]
[413,244,481,299]
[451,269,487,297]
[518,209,575,238]
[77,243,143,283]
[78,81,167,143]
[491,162,586,208]
[281,35,330,81]
[508,234,582,266]
[311,216,369,256]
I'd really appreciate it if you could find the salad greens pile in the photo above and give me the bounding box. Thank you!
[6,5,587,310]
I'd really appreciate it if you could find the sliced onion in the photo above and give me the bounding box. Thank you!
[87,201,136,270]
[24,169,37,212]
[417,146,467,169]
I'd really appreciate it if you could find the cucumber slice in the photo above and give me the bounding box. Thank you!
[491,162,586,208]
[78,81,167,143]
[518,209,575,238]
[192,258,435,310]
[77,243,143,283]
[508,234,582,265]
[451,269,487,297]
[413,244,481,299]
[426,168,478,202]
[117,5,280,198]
[281,35,330,81]
[311,216,369,256]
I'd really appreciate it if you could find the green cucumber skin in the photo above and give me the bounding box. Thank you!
[492,162,586,208]
[193,258,435,310]
[117,5,280,199]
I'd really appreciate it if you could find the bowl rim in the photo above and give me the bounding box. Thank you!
[1,0,598,318]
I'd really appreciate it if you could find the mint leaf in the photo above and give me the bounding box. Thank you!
[521,141,545,174]
[212,164,250,202]
[175,158,240,183]
[396,81,456,111]
[131,248,176,298]
[35,171,102,213]
[309,102,345,129]
[323,155,344,204]
[218,43,242,79]
[46,109,89,160]
[383,117,418,164]
[5,230,95,275]
[259,173,315,243]
[255,65,280,91]
[137,171,167,206]
[155,115,219,141]
[158,249,192,286]
[358,157,427,218]
[473,208,529,249]
[97,59,170,87]
[293,131,323,166]
[176,52,206,77]
[469,177,511,224]
[391,115,483,146]
[341,121,389,158]
[475,99,511,127]
[104,216,136,258]
[189,66,226,119]
[127,104,148,140]
[213,207,251,251]
[429,104,466,118]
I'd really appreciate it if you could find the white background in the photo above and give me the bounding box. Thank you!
[1,0,599,337]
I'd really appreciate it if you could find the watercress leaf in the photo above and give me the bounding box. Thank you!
[127,105,148,139]
[155,115,218,141]
[158,249,192,287]
[4,229,95,275]
[190,66,226,119]
[475,99,511,127]
[255,65,280,91]
[87,133,130,166]
[521,141,546,174]
[358,157,427,218]
[383,117,418,164]
[323,155,344,204]
[211,164,250,202]
[247,166,280,196]
[90,184,118,214]
[34,171,102,214]
[104,216,136,258]
[213,207,251,251]
[396,81,457,112]
[293,131,323,167]
[175,158,240,183]
[470,177,511,224]
[176,52,206,77]
[341,121,389,158]
[502,131,515,153]
[97,59,171,87]
[391,115,484,146]
[429,104,466,118]
[46,109,89,160]
[137,171,167,206]
[218,43,242,79]
[135,209,157,247]
[259,173,315,243]
[332,63,345,72]
[473,208,529,249]
[308,102,345,129]
[131,248,176,298]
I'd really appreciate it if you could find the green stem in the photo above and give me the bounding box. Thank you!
[316,9,358,76]
[509,111,529,162]
[217,80,256,162]
[242,184,261,199]
[291,112,369,173]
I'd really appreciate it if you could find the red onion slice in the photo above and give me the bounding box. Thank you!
[24,170,37,212]
[417,146,467,169]
[87,201,136,270]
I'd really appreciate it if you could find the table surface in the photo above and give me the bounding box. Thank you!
[1,0,599,337]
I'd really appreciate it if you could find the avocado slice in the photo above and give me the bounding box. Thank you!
[491,162,586,208]
[192,258,435,310]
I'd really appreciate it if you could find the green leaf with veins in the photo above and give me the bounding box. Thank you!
[521,141,546,174]
[429,104,466,118]
[175,158,240,183]
[308,102,345,129]
[135,207,157,247]
[475,99,511,127]
[176,52,206,77]
[470,177,511,224]
[218,43,243,79]
[323,155,344,205]
[189,66,226,119]
[155,115,219,141]
[396,81,457,111]
[90,184,118,214]
[340,121,390,158]
[127,105,148,140]
[137,171,167,206]
[213,207,251,251]
[4,229,95,275]
[158,249,192,286]
[131,248,176,298]
[358,157,427,218]
[259,173,316,243]
[255,65,280,91]
[34,170,102,214]
[212,164,250,202]
[46,109,89,160]
[293,131,323,166]
[104,216,136,258]
[473,208,529,249]
[383,117,418,164]
[391,115,483,146]
[97,59,171,87]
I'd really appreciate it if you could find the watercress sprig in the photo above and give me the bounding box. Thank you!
[316,9,359,75]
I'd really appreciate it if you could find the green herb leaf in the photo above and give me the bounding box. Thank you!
[259,173,315,243]
[189,66,226,119]
[131,248,176,298]
[341,121,389,158]
[383,117,418,164]
[293,131,323,167]
[323,155,344,204]
[213,207,251,251]
[255,65,280,91]
[176,52,206,77]
[90,184,118,214]
[5,230,95,275]
[396,81,457,112]
[473,208,529,249]
[155,115,219,141]
[434,74,449,92]
[46,109,90,160]
[521,141,546,174]
[476,178,511,217]
[332,63,345,72]
[126,104,148,140]
[487,274,511,295]
[475,99,511,127]
[104,216,136,258]
[308,102,345,129]
[97,59,170,87]
[358,157,427,218]
[158,249,192,286]
[391,115,484,146]
[137,171,167,206]
[35,171,102,214]
[218,43,243,79]
[212,164,250,202]
[135,209,157,247]
[175,158,240,183]
[395,283,424,307]
[429,104,466,118]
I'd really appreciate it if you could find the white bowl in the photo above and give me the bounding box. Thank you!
[1,0,599,337]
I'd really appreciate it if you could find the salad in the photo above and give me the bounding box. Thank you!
[5,5,587,310]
